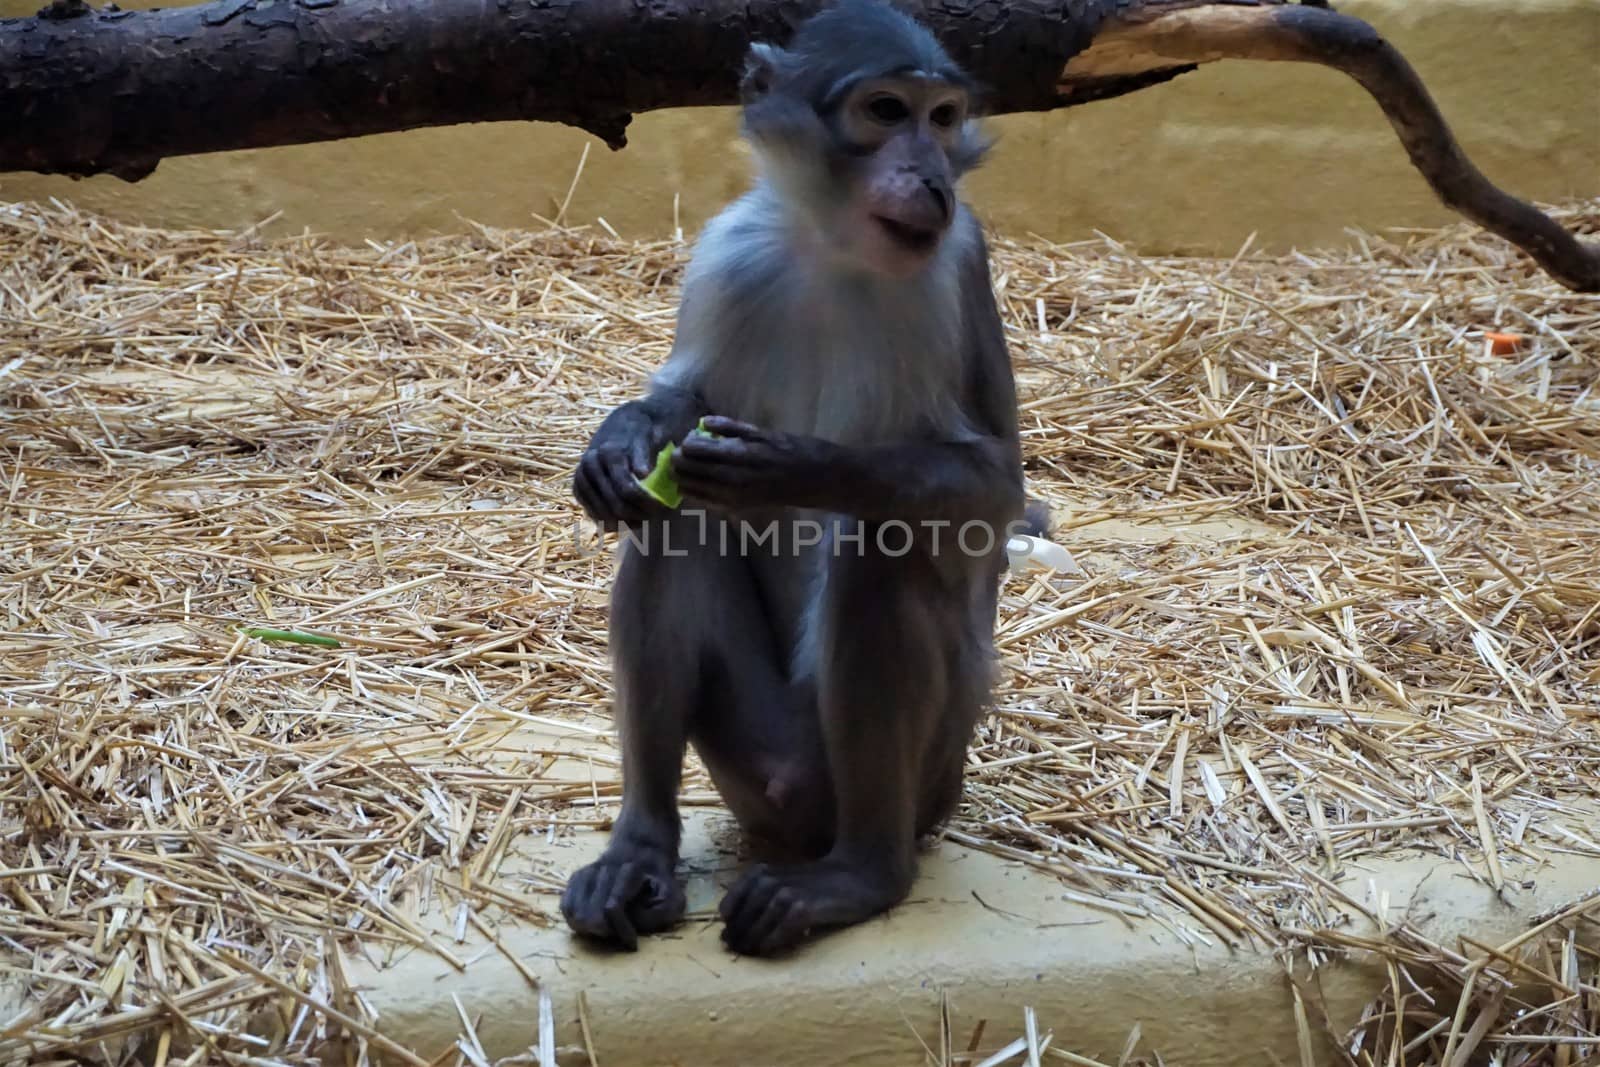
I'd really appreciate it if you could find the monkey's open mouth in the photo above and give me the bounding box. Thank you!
[873,216,941,253]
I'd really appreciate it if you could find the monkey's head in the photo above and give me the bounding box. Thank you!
[739,0,989,278]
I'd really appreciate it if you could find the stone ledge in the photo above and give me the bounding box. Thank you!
[341,810,1600,1066]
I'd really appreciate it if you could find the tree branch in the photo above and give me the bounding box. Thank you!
[1,0,1594,291]
[0,0,1165,181]
[1070,4,1600,291]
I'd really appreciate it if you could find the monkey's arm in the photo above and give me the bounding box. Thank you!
[828,435,1024,527]
[675,416,1021,527]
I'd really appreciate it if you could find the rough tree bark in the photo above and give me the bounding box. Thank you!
[1,0,1596,291]
[1,0,1163,178]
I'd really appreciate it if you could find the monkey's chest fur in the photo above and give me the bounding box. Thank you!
[661,191,991,669]
[697,255,977,653]
[707,280,969,444]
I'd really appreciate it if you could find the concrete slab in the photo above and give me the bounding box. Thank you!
[341,811,1600,1066]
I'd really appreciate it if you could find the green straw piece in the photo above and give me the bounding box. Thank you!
[241,627,342,648]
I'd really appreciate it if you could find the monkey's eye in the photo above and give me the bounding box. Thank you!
[865,95,910,124]
[930,102,962,129]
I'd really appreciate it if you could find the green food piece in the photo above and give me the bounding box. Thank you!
[242,627,342,648]
[637,442,684,508]
[635,418,716,510]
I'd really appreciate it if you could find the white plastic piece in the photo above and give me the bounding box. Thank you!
[1006,535,1079,574]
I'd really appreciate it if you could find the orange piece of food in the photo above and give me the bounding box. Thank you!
[1484,331,1524,356]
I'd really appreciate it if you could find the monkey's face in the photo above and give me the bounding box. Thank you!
[740,45,987,279]
[738,2,991,278]
[829,76,971,278]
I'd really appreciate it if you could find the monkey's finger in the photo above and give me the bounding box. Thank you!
[573,455,601,504]
[604,903,639,951]
[558,869,588,924]
[607,452,664,513]
[633,875,687,933]
[603,863,646,951]
[629,435,657,478]
[576,478,637,532]
[577,452,621,517]
[698,416,766,440]
[756,900,812,957]
[717,867,755,923]
[673,448,774,486]
[746,886,808,956]
[721,866,783,931]
[677,434,773,469]
[573,466,611,524]
[562,866,622,942]
[590,456,645,525]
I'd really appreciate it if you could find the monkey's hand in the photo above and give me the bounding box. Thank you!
[672,416,839,512]
[574,397,698,527]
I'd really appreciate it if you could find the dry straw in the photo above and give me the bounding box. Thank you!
[1,196,1596,1065]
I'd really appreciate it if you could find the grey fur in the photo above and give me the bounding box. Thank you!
[562,0,1024,957]
[654,183,980,446]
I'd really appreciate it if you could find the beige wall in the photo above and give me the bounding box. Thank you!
[2,0,1595,251]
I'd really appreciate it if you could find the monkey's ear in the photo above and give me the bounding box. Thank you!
[741,42,786,103]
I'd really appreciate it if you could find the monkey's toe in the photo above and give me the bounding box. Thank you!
[562,853,685,950]
[719,864,810,955]
[718,859,902,956]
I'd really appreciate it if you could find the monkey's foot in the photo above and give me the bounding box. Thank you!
[718,858,905,956]
[561,848,685,951]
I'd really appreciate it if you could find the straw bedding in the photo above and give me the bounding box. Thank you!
[1,196,1596,1065]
